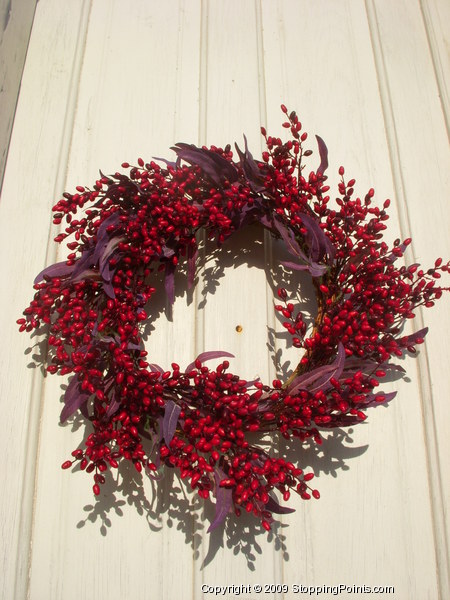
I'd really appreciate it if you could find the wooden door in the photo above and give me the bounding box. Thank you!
[1,1,449,598]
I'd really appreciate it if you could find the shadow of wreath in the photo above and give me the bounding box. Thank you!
[71,425,369,571]
[26,222,408,568]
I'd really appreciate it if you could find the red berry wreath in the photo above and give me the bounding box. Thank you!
[19,106,449,533]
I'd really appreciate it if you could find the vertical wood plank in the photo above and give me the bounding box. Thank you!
[369,1,450,596]
[0,1,90,598]
[420,0,450,135]
[27,2,203,600]
[196,0,284,594]
[261,1,443,597]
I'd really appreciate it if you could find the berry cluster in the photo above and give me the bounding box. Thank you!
[19,107,449,533]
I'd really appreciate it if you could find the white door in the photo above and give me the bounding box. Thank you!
[1,1,449,599]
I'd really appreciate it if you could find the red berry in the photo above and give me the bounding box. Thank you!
[262,520,272,531]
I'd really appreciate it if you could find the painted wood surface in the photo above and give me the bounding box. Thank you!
[0,1,448,599]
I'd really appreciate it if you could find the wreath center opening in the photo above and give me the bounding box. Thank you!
[143,222,318,384]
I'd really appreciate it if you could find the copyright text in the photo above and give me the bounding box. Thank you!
[201,583,395,595]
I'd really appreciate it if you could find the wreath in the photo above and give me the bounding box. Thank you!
[19,106,449,533]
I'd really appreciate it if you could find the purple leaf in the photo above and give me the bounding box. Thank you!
[315,135,329,175]
[233,198,265,230]
[72,247,96,279]
[71,267,99,283]
[153,156,177,169]
[272,218,307,260]
[186,351,234,373]
[98,212,120,234]
[234,203,255,229]
[145,427,162,461]
[265,495,296,515]
[196,350,235,363]
[234,135,265,192]
[162,400,181,446]
[172,143,238,184]
[92,213,121,265]
[97,334,118,344]
[386,242,409,264]
[101,259,113,283]
[300,213,335,262]
[105,393,120,419]
[34,261,76,284]
[165,263,175,306]
[400,327,428,346]
[127,342,141,351]
[207,468,233,533]
[288,343,345,395]
[255,399,271,413]
[309,342,345,391]
[244,377,261,388]
[79,402,90,419]
[273,214,334,274]
[99,236,124,277]
[281,260,310,272]
[281,260,327,278]
[364,391,397,408]
[60,376,91,423]
[102,279,115,299]
[101,259,116,286]
[149,363,164,374]
[343,359,406,378]
[308,262,328,277]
